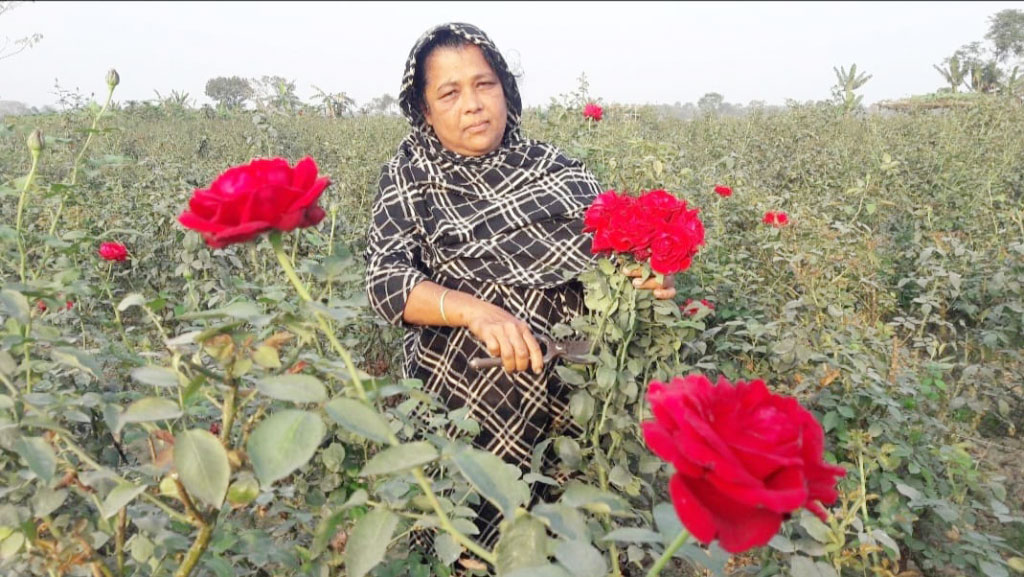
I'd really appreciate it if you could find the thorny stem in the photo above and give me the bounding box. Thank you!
[116,508,127,576]
[48,85,115,237]
[597,466,623,577]
[172,524,213,577]
[645,529,691,577]
[57,434,195,527]
[269,231,496,566]
[15,149,40,282]
[269,232,367,402]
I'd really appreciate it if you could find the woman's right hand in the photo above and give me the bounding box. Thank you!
[465,303,544,374]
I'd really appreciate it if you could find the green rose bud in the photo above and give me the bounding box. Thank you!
[106,68,120,89]
[27,129,45,153]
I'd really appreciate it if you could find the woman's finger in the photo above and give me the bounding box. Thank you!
[653,287,677,300]
[521,326,544,374]
[494,329,517,372]
[504,323,531,372]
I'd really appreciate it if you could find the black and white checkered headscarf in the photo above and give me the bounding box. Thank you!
[365,23,603,324]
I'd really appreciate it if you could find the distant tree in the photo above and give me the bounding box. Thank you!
[252,76,301,114]
[311,85,356,117]
[366,93,398,115]
[831,64,872,114]
[205,76,252,110]
[0,2,42,62]
[933,55,966,93]
[697,92,724,115]
[954,42,1003,93]
[985,9,1024,63]
[154,89,193,113]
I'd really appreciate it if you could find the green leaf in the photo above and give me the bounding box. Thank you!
[251,345,281,369]
[50,347,100,379]
[14,437,57,482]
[345,508,399,577]
[651,504,684,545]
[0,532,25,560]
[325,397,393,443]
[130,366,181,388]
[596,366,617,389]
[560,481,630,516]
[600,527,663,543]
[554,539,606,577]
[533,504,590,542]
[226,473,260,507]
[496,513,549,577]
[101,483,147,519]
[178,301,262,321]
[434,533,462,566]
[449,443,530,518]
[32,488,68,519]
[174,429,230,509]
[554,366,585,386]
[117,293,147,312]
[506,565,572,577]
[256,374,328,404]
[311,489,369,558]
[0,350,16,377]
[247,410,325,486]
[0,289,29,324]
[790,556,839,577]
[119,397,182,432]
[799,512,832,543]
[359,441,438,477]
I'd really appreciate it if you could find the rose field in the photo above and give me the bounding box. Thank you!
[1,77,1023,577]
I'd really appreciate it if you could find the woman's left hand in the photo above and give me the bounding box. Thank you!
[625,267,676,300]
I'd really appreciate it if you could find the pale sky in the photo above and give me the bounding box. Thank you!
[2,1,1023,110]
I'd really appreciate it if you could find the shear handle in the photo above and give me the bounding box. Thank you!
[468,335,557,370]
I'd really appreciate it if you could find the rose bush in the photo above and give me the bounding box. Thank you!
[178,156,330,248]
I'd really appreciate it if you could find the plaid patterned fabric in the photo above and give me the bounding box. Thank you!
[364,22,602,551]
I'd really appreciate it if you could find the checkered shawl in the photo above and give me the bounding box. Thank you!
[365,22,602,326]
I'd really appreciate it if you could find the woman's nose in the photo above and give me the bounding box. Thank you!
[463,89,483,113]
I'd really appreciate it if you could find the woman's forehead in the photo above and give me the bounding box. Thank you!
[423,44,496,85]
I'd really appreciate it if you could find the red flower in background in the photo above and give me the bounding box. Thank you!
[681,298,714,316]
[583,103,603,121]
[583,189,705,276]
[763,211,790,227]
[713,185,732,198]
[98,242,128,261]
[178,157,330,248]
[642,375,846,554]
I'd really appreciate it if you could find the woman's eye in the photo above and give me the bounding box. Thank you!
[440,91,456,100]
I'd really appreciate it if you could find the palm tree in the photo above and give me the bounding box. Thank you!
[934,56,965,93]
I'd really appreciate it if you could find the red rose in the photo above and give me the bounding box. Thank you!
[638,189,682,221]
[648,206,705,275]
[681,298,714,316]
[642,375,846,554]
[66,301,73,310]
[98,242,128,262]
[713,185,732,198]
[36,300,47,313]
[583,103,603,121]
[178,156,330,248]
[763,211,789,227]
[209,422,222,436]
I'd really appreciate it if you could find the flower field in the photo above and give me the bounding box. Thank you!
[1,78,1022,577]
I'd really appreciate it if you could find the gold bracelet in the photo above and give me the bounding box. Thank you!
[439,289,451,324]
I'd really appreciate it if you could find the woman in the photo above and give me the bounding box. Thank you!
[364,22,675,551]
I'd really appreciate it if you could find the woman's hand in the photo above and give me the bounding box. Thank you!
[465,303,544,374]
[624,267,676,300]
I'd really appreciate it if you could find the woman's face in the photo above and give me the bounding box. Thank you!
[422,43,508,157]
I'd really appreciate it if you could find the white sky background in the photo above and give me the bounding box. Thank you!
[2,1,1023,110]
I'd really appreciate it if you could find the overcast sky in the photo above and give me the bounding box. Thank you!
[2,1,1022,110]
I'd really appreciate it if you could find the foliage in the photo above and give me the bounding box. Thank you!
[204,77,253,111]
[831,64,872,115]
[1,73,1023,577]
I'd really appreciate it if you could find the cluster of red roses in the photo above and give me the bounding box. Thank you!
[583,189,705,276]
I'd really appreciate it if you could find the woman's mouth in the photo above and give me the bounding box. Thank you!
[465,120,490,134]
